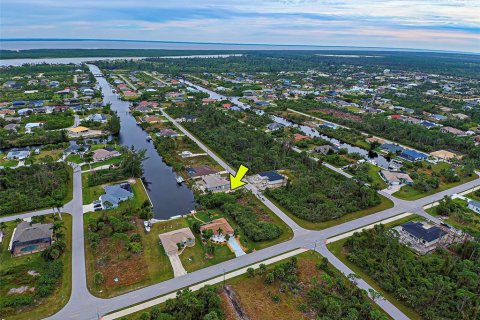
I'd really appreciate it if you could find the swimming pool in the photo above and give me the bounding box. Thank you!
[228,237,246,257]
[20,244,39,252]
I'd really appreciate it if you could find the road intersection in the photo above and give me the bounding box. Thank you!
[2,90,479,320]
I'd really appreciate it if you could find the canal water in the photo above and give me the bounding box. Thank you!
[182,80,392,168]
[87,64,194,219]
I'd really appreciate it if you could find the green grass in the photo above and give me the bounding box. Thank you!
[0,159,19,167]
[66,154,83,164]
[0,213,73,320]
[266,194,394,230]
[366,164,388,189]
[393,173,478,200]
[393,164,478,200]
[327,214,423,320]
[81,156,123,170]
[426,200,480,234]
[466,190,480,202]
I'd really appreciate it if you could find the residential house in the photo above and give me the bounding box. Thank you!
[186,165,218,178]
[25,122,43,133]
[257,171,286,187]
[202,174,230,192]
[92,148,120,162]
[380,170,414,186]
[429,150,461,162]
[441,126,466,136]
[398,221,448,254]
[159,227,195,255]
[314,145,339,155]
[399,150,428,162]
[467,200,480,214]
[9,221,53,256]
[68,126,91,137]
[4,123,20,132]
[6,149,30,160]
[293,133,311,142]
[99,183,133,209]
[200,218,234,243]
[380,143,405,154]
[266,123,284,131]
[64,144,90,156]
[156,129,179,138]
[86,113,107,123]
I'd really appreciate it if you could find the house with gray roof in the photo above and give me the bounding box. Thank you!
[99,183,134,209]
[467,199,480,214]
[9,221,53,256]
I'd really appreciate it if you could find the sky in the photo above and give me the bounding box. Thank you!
[1,0,479,52]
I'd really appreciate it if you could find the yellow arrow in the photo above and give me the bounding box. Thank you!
[230,165,249,190]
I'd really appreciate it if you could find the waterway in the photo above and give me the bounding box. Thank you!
[182,79,393,168]
[87,64,194,219]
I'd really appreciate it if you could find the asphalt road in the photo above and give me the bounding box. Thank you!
[3,83,479,319]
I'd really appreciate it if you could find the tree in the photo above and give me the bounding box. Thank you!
[246,267,255,278]
[94,272,104,285]
[265,272,274,284]
[259,263,267,274]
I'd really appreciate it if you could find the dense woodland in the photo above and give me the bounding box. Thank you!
[130,286,223,320]
[0,163,71,215]
[344,225,480,320]
[95,51,480,78]
[167,105,380,223]
[199,191,283,242]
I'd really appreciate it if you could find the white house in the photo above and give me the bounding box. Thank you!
[467,200,480,214]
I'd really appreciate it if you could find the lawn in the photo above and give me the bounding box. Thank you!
[0,213,73,320]
[393,163,478,200]
[266,193,394,230]
[327,214,423,320]
[0,158,19,168]
[80,155,123,170]
[426,199,480,234]
[66,154,83,164]
[366,164,388,189]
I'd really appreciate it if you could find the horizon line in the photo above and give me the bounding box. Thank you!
[1,38,479,55]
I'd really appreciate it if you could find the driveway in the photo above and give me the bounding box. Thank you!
[168,253,187,278]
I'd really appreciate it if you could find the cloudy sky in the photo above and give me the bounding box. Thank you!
[1,0,479,52]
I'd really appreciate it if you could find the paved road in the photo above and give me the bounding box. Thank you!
[3,76,477,319]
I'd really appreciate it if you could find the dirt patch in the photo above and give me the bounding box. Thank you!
[223,285,250,320]
[9,286,35,294]
[221,288,242,320]
[311,108,362,122]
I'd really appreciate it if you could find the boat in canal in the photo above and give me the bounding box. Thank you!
[176,176,185,184]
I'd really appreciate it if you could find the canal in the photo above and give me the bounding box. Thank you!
[182,79,393,168]
[87,64,195,219]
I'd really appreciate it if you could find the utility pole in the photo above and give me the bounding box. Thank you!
[313,240,317,252]
[223,268,226,286]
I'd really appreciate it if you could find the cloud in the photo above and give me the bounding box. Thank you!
[1,0,479,52]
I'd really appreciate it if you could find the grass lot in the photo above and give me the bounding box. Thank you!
[0,214,72,320]
[125,250,387,320]
[426,199,480,234]
[393,173,478,200]
[0,158,19,167]
[327,214,423,320]
[84,179,155,298]
[366,164,388,189]
[466,190,480,202]
[66,154,83,164]
[266,193,394,230]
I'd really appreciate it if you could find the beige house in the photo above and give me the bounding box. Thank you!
[429,150,462,162]
[92,148,120,162]
[159,227,195,255]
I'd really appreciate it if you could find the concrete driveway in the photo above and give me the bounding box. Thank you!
[168,254,187,278]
